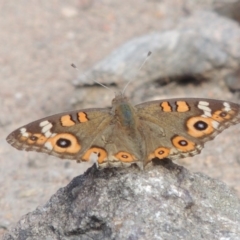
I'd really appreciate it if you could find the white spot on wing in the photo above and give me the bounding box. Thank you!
[198,101,212,116]
[212,120,219,129]
[22,132,30,137]
[20,128,27,134]
[41,122,53,137]
[20,128,30,137]
[41,123,53,133]
[223,102,231,111]
[44,131,52,138]
[198,105,211,113]
[40,120,50,127]
[44,142,53,150]
[199,101,209,106]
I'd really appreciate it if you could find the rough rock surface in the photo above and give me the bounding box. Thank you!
[4,162,240,240]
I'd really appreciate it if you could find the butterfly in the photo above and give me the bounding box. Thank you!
[6,93,240,169]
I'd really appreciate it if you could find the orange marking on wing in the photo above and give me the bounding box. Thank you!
[172,135,195,152]
[186,116,214,138]
[148,147,170,161]
[154,147,170,159]
[160,102,172,112]
[20,135,30,142]
[19,131,32,142]
[47,133,81,153]
[176,101,190,112]
[27,133,47,145]
[82,147,107,163]
[78,112,88,123]
[212,110,235,122]
[60,115,75,127]
[114,152,136,162]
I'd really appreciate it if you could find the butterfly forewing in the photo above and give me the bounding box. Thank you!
[6,108,112,160]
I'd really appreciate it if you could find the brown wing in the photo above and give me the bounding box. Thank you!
[135,98,240,165]
[6,108,113,161]
[6,106,143,168]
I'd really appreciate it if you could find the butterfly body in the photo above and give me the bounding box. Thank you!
[6,94,240,169]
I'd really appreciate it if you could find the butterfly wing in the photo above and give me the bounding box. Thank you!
[135,98,240,165]
[6,108,113,162]
[7,97,240,169]
[6,106,142,168]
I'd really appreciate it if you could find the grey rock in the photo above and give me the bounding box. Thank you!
[73,11,240,91]
[4,161,240,240]
[225,69,240,91]
[213,0,240,22]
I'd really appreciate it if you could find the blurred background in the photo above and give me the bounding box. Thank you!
[1,0,240,237]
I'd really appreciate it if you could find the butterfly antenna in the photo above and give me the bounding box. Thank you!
[122,51,152,94]
[71,63,114,92]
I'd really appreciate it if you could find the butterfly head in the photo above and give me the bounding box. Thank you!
[112,92,130,107]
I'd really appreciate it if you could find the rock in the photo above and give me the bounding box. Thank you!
[73,11,240,93]
[225,69,240,91]
[213,0,240,22]
[4,161,240,240]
